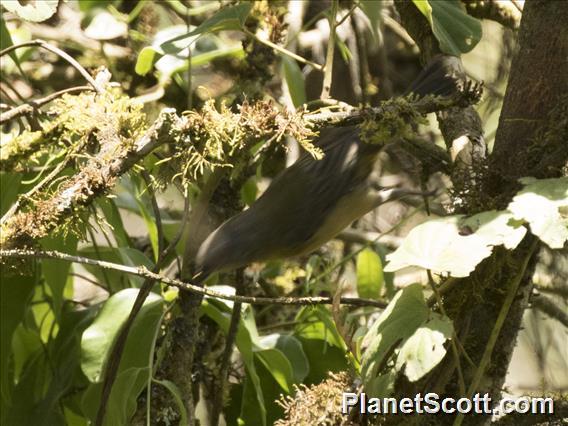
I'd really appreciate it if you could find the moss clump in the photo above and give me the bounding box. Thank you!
[275,371,356,426]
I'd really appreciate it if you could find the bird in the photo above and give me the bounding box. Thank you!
[194,56,462,282]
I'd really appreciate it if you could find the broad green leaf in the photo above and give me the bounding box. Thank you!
[40,233,78,320]
[412,0,482,55]
[11,325,42,385]
[356,248,384,299]
[255,348,294,393]
[361,284,429,392]
[384,216,492,277]
[160,3,252,52]
[508,177,568,249]
[80,289,163,383]
[13,306,96,425]
[260,334,309,383]
[395,314,453,382]
[0,172,21,216]
[81,367,148,426]
[80,290,163,425]
[294,306,346,350]
[2,0,59,22]
[282,56,306,107]
[365,371,396,398]
[0,266,36,408]
[294,337,349,385]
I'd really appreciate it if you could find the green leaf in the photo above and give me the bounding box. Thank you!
[395,314,453,382]
[294,306,346,350]
[160,2,252,52]
[135,46,161,76]
[255,348,294,393]
[0,172,21,217]
[412,0,482,55]
[412,0,432,18]
[0,266,36,408]
[356,248,384,299]
[282,56,307,107]
[259,334,309,383]
[240,176,258,206]
[97,198,131,248]
[133,185,159,261]
[360,284,429,393]
[384,216,493,278]
[40,233,78,320]
[0,15,21,71]
[80,290,163,425]
[82,367,148,426]
[508,177,568,249]
[80,289,163,383]
[365,371,396,398]
[1,0,59,22]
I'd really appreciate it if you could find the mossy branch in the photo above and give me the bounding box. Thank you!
[0,108,181,249]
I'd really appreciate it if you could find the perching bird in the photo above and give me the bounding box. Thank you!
[194,56,462,281]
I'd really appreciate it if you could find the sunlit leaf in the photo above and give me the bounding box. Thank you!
[80,289,163,383]
[260,334,309,383]
[135,46,160,76]
[508,177,568,249]
[160,2,252,52]
[461,210,526,250]
[395,314,453,382]
[412,0,482,55]
[84,10,127,40]
[361,284,429,393]
[2,0,59,22]
[356,248,384,299]
[384,217,492,277]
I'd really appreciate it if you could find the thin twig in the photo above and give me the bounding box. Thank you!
[320,0,338,100]
[0,40,104,93]
[243,28,324,71]
[530,294,568,328]
[211,270,244,426]
[0,249,388,309]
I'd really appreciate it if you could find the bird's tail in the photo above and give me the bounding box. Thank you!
[404,55,466,98]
